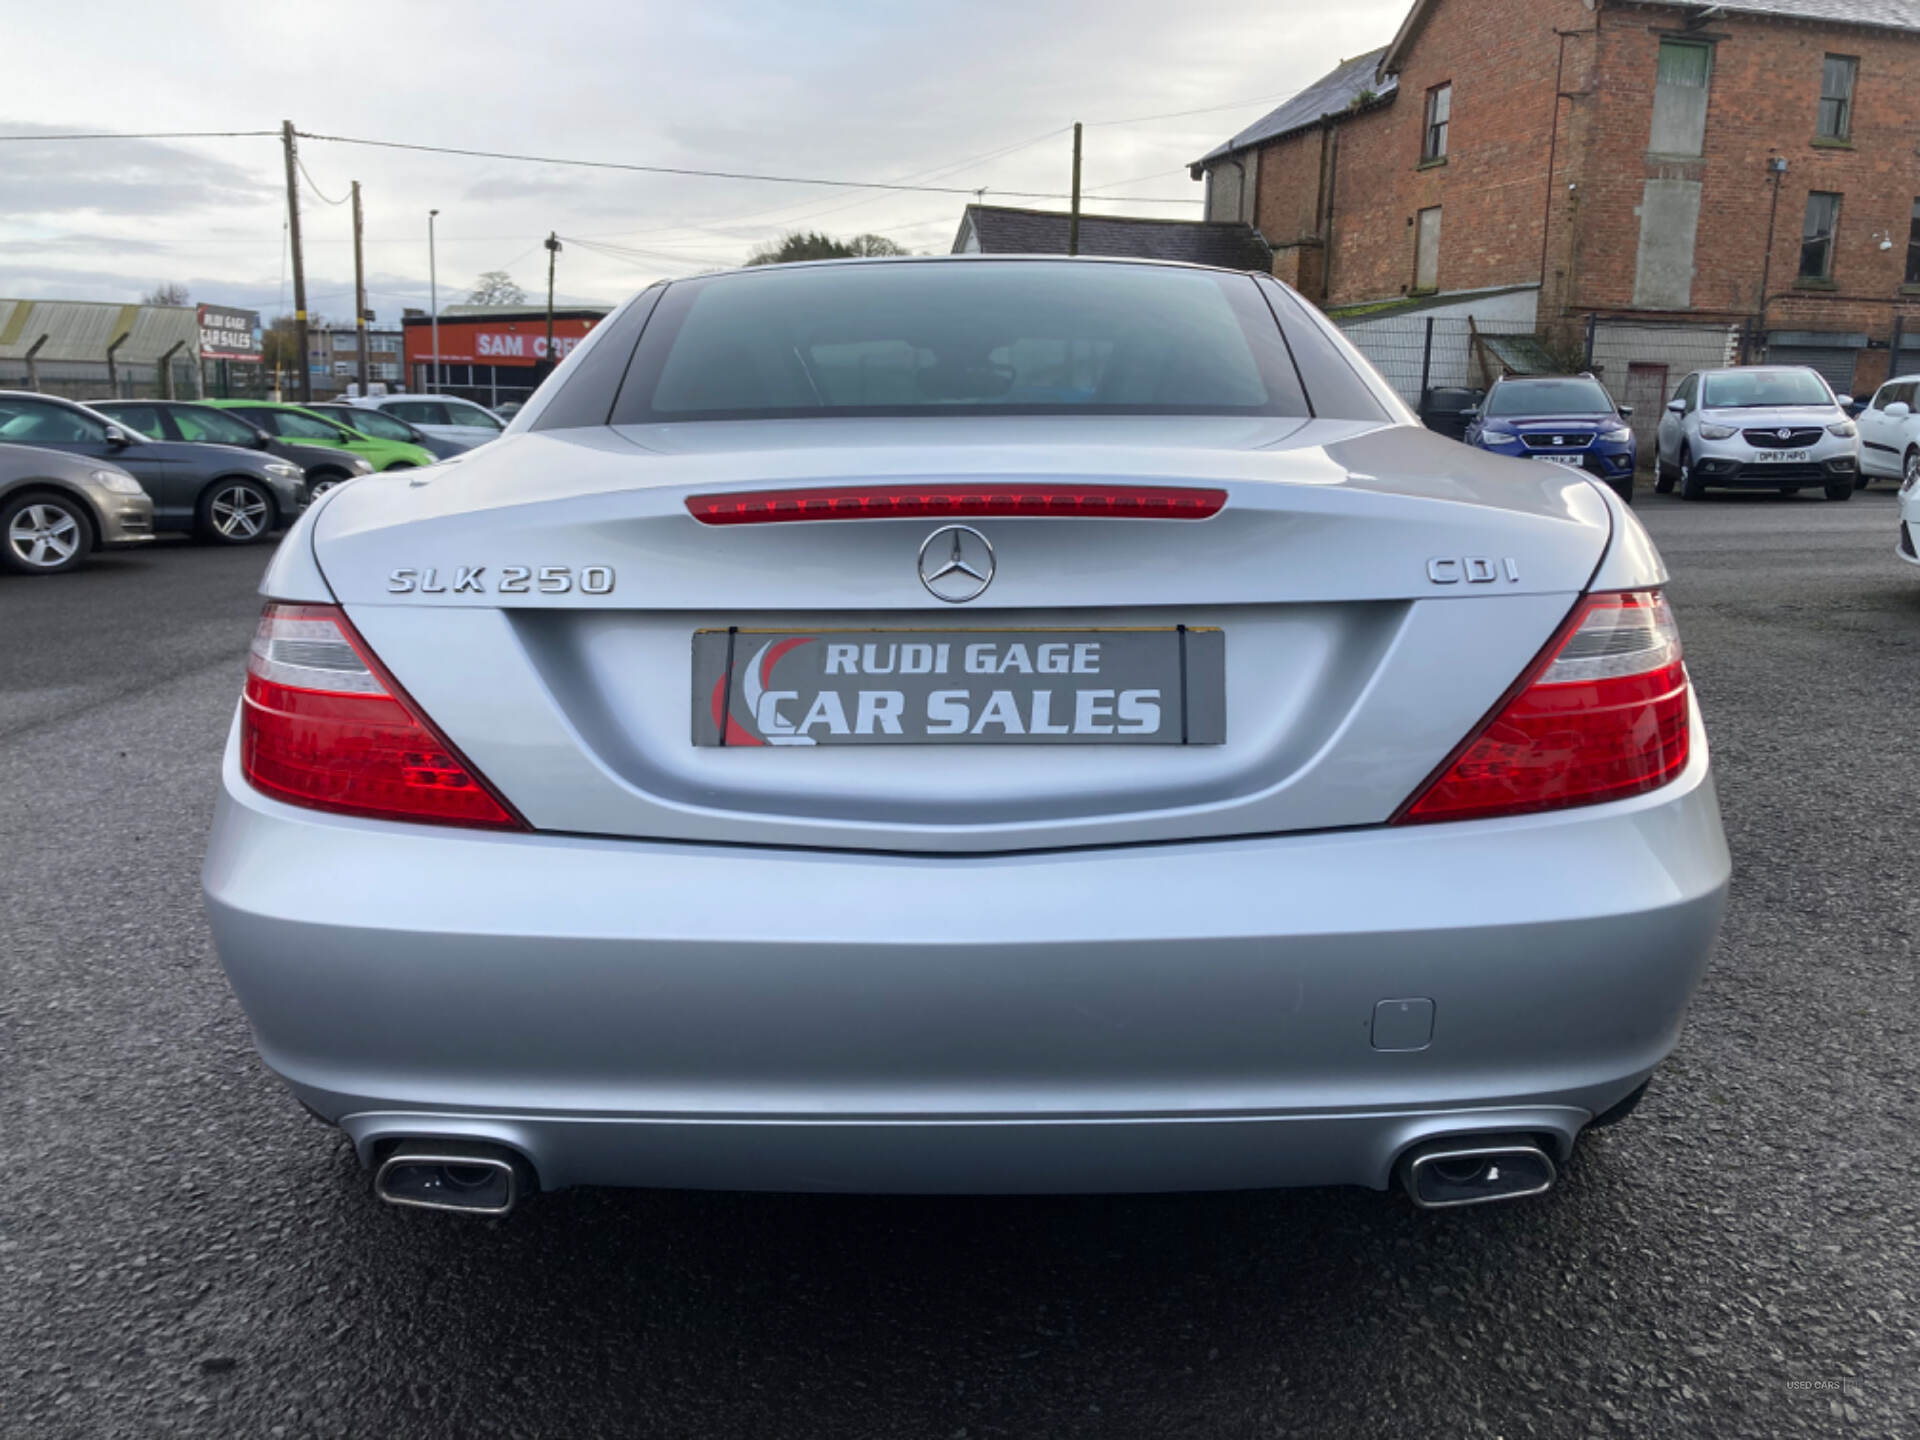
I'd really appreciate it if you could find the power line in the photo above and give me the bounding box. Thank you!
[294,129,1196,205]
[0,129,278,141]
[1083,165,1192,193]
[296,155,350,206]
[1085,89,1298,127]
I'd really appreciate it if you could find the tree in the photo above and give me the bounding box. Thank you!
[143,281,190,307]
[260,312,324,375]
[745,231,908,266]
[467,270,526,306]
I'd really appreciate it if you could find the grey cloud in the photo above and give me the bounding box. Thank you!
[0,232,167,256]
[0,123,274,220]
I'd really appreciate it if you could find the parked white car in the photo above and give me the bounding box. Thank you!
[1900,440,1920,568]
[1653,366,1859,501]
[347,394,506,449]
[1856,374,1920,491]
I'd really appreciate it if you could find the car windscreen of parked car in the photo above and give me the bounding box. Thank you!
[1701,370,1833,408]
[260,408,359,441]
[321,407,411,441]
[0,401,113,443]
[175,406,269,445]
[613,261,1307,423]
[1485,378,1616,417]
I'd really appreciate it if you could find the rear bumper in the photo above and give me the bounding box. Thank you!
[202,701,1730,1195]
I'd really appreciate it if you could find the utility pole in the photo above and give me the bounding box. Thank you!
[351,180,369,398]
[544,232,562,364]
[280,120,311,402]
[428,209,440,393]
[1068,122,1082,257]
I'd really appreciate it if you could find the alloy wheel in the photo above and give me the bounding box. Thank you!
[210,485,269,540]
[1907,452,1920,489]
[7,501,83,569]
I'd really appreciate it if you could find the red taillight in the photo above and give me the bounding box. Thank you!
[240,603,523,830]
[685,483,1228,525]
[1396,590,1691,824]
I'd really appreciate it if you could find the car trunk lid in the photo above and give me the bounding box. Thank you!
[311,418,1611,853]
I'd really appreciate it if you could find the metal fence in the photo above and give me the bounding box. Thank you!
[0,357,206,403]
[1332,315,1585,412]
[1329,310,1755,464]
[1584,318,1746,459]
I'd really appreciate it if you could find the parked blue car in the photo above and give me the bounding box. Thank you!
[1462,374,1638,503]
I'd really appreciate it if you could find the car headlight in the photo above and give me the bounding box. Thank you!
[90,468,144,495]
[1698,423,1737,440]
[265,461,304,479]
[351,458,375,474]
[1827,420,1857,437]
[1600,426,1633,444]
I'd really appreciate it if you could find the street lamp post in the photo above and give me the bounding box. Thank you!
[428,208,441,394]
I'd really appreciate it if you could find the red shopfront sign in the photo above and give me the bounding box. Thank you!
[405,316,599,368]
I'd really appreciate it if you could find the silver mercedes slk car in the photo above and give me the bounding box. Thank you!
[203,258,1729,1216]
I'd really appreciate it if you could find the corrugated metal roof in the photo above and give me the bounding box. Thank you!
[952,206,1275,271]
[1191,49,1396,171]
[0,299,200,364]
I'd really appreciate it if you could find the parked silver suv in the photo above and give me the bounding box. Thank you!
[1653,366,1858,501]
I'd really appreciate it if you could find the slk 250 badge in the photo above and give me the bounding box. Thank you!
[388,565,615,595]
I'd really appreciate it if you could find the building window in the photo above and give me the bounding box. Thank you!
[1907,199,1920,285]
[1650,40,1712,156]
[1414,206,1441,291]
[1423,84,1450,161]
[1818,55,1856,139]
[1801,191,1840,278]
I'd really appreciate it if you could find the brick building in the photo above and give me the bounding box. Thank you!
[1192,0,1920,401]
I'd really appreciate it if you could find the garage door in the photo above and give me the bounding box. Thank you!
[1768,345,1862,396]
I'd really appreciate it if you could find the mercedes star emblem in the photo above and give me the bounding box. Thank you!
[917,524,995,603]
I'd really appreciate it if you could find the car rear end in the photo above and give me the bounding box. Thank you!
[1899,453,1920,565]
[202,260,1728,1211]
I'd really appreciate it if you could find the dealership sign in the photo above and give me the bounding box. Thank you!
[405,315,599,368]
[198,304,261,361]
[474,330,586,361]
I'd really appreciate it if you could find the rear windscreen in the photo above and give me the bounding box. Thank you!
[611,261,1310,422]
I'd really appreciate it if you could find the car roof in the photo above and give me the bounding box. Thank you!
[1489,374,1602,385]
[675,253,1250,284]
[0,389,85,404]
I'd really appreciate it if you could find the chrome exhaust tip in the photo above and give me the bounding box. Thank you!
[1398,1135,1557,1210]
[373,1144,529,1216]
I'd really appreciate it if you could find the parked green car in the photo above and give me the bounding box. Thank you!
[201,400,435,473]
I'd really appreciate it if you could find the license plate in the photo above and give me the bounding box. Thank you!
[692,628,1225,746]
[1539,453,1586,466]
[1757,449,1811,463]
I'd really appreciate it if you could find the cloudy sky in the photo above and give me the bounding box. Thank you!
[0,0,1405,320]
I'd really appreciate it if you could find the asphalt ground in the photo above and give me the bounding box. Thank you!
[4,492,1917,1438]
